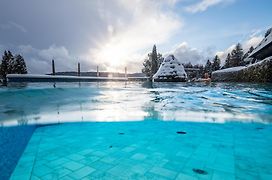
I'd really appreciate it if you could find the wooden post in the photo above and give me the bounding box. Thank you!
[77,62,80,76]
[52,59,55,75]
[97,66,99,77]
[125,67,127,78]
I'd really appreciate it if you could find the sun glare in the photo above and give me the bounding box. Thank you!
[95,43,127,70]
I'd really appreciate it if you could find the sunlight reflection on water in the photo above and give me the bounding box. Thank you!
[0,81,271,126]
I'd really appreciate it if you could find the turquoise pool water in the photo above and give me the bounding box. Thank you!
[1,82,272,179]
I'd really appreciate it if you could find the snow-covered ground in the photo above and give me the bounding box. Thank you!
[153,55,187,81]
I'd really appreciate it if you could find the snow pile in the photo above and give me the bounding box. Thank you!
[153,55,187,81]
[250,28,272,57]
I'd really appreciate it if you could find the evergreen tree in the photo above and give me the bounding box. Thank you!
[204,59,212,74]
[157,53,164,67]
[229,43,244,67]
[249,46,254,54]
[14,54,27,74]
[8,51,15,74]
[212,55,221,71]
[199,64,204,77]
[243,46,254,60]
[151,45,159,75]
[0,50,13,80]
[142,44,163,77]
[265,28,272,38]
[1,51,28,83]
[183,62,193,68]
[142,53,152,77]
[223,53,231,69]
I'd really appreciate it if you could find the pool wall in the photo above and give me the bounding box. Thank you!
[0,125,36,179]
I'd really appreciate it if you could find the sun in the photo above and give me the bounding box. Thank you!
[95,43,126,69]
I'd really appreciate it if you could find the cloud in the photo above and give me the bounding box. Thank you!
[167,42,210,65]
[243,36,263,50]
[185,0,234,13]
[170,34,263,67]
[216,44,235,63]
[83,0,182,72]
[0,0,182,73]
[17,45,98,74]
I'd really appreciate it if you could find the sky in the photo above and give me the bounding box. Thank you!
[0,0,271,74]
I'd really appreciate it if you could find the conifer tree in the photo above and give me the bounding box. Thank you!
[204,59,212,74]
[151,45,159,75]
[243,46,254,60]
[14,54,27,74]
[0,50,13,80]
[1,51,28,84]
[223,53,231,69]
[229,43,244,67]
[142,53,153,77]
[212,55,221,71]
[142,45,163,77]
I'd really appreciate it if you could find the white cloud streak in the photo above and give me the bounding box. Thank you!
[0,21,27,33]
[185,0,234,13]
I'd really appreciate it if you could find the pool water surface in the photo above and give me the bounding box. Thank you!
[0,82,272,179]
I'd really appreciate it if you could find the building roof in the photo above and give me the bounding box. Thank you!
[249,28,272,59]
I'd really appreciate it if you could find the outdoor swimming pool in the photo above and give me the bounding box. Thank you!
[0,82,272,179]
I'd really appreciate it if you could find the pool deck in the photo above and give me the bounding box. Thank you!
[10,121,272,180]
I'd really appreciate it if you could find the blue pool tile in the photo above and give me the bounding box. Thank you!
[10,122,272,179]
[62,161,85,171]
[67,153,85,161]
[149,166,178,179]
[131,153,147,160]
[176,173,198,180]
[89,160,114,171]
[212,171,235,180]
[108,164,133,177]
[68,166,96,179]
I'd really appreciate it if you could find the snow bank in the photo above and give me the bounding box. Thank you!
[153,55,187,82]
